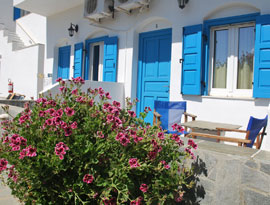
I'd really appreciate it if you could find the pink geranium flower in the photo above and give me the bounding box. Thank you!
[83,174,94,184]
[157,132,165,140]
[26,145,37,157]
[129,158,140,168]
[70,121,78,129]
[139,184,148,193]
[97,131,104,139]
[64,107,75,116]
[0,158,8,172]
[55,142,69,160]
[120,136,130,146]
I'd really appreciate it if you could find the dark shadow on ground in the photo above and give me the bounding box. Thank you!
[181,156,207,205]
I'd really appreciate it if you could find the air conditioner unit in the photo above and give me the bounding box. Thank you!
[84,0,114,20]
[114,0,150,12]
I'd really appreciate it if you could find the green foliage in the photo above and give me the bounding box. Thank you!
[0,77,197,204]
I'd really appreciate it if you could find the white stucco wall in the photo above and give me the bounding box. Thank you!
[41,81,125,108]
[16,13,47,45]
[0,29,44,99]
[0,1,46,100]
[0,0,15,31]
[42,0,270,150]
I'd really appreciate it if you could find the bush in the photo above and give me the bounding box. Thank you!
[0,77,198,204]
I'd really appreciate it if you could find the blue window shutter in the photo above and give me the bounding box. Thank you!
[58,45,71,79]
[74,42,84,78]
[181,24,203,95]
[14,7,21,21]
[254,15,270,98]
[103,36,118,82]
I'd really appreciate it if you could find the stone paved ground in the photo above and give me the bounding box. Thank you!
[0,182,20,205]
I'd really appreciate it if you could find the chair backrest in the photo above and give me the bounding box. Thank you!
[246,115,268,148]
[154,101,186,131]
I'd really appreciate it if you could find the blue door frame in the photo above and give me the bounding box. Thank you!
[137,28,172,124]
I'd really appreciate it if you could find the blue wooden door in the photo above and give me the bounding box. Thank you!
[58,45,71,79]
[137,29,172,124]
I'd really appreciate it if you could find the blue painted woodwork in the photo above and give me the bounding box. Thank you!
[254,14,270,98]
[103,36,118,82]
[154,100,186,134]
[84,36,108,80]
[58,45,71,79]
[13,7,21,21]
[181,24,202,95]
[73,42,84,78]
[137,28,172,124]
[246,115,268,148]
[202,13,260,95]
[85,36,118,81]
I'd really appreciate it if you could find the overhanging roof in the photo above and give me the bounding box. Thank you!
[14,0,84,16]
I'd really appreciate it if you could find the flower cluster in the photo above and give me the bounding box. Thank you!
[172,123,185,133]
[139,184,148,193]
[55,142,69,160]
[129,158,140,168]
[0,158,8,173]
[0,77,199,204]
[160,160,171,170]
[5,134,27,151]
[19,145,37,159]
[83,174,94,184]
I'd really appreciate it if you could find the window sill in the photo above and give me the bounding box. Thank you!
[202,95,254,101]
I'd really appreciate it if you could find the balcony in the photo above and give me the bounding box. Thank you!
[13,0,84,16]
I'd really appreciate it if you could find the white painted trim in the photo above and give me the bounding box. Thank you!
[209,22,255,98]
[89,41,104,81]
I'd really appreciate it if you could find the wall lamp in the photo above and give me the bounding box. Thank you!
[177,0,189,9]
[68,23,78,37]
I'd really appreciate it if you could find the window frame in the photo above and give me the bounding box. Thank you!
[202,12,260,96]
[209,22,255,97]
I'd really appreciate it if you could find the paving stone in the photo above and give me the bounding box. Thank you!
[260,162,270,176]
[199,193,215,205]
[199,178,215,192]
[0,197,20,205]
[204,152,218,172]
[243,189,270,205]
[208,167,217,181]
[241,166,270,193]
[245,160,258,169]
[214,160,241,205]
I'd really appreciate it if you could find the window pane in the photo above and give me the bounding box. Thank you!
[213,29,228,88]
[237,26,255,89]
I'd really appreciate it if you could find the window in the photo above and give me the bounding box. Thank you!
[181,13,270,98]
[209,23,255,97]
[88,42,104,81]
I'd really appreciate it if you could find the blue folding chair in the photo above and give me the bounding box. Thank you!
[153,101,197,134]
[188,115,268,149]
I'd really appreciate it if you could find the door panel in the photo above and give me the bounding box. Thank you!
[137,29,172,124]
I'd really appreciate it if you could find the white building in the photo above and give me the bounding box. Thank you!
[8,0,270,150]
[0,0,46,99]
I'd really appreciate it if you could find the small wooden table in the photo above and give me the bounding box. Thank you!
[181,120,242,141]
